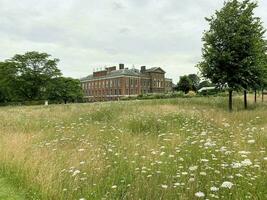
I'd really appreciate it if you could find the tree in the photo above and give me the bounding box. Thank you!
[177,75,192,94]
[198,0,267,111]
[0,62,18,102]
[46,77,83,104]
[9,51,61,100]
[188,74,200,92]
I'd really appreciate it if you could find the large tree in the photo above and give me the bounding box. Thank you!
[9,51,61,100]
[198,0,267,111]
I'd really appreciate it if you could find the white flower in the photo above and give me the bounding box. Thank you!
[72,170,80,176]
[78,148,85,152]
[231,162,242,168]
[241,159,252,166]
[200,172,207,176]
[174,182,180,186]
[79,198,86,200]
[189,177,195,182]
[195,191,205,198]
[221,181,234,189]
[247,140,255,144]
[161,184,168,189]
[210,186,219,192]
[111,185,117,189]
[189,166,198,171]
[263,157,267,161]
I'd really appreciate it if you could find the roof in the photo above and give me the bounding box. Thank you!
[80,68,141,81]
[145,67,165,73]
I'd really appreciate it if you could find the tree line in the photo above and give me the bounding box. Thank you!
[197,0,267,111]
[0,51,83,104]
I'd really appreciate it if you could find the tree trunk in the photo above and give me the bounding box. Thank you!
[244,90,247,109]
[64,99,67,104]
[261,89,264,102]
[254,90,257,103]
[229,90,233,112]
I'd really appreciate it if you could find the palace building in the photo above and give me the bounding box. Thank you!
[80,64,173,102]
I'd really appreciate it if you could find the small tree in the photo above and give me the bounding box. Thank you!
[177,75,192,94]
[198,0,267,111]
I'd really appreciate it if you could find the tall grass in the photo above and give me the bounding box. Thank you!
[0,96,266,199]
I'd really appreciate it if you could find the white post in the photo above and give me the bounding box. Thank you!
[45,100,49,106]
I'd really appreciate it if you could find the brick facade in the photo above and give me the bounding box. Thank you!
[80,64,173,102]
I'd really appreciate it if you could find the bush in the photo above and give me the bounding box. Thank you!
[185,91,196,97]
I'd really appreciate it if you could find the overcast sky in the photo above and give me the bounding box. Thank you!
[0,0,266,82]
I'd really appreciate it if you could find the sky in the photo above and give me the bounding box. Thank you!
[0,0,267,82]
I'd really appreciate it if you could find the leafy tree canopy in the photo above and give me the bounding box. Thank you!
[198,0,267,91]
[177,75,192,94]
[9,51,61,100]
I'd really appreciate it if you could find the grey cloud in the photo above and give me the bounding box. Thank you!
[0,0,266,82]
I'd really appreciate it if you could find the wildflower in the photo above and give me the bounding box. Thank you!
[247,140,255,144]
[189,166,198,171]
[111,185,117,189]
[161,184,168,189]
[195,191,205,198]
[221,181,234,189]
[263,157,267,161]
[200,172,207,176]
[241,159,252,166]
[78,148,85,152]
[210,186,219,192]
[231,162,242,168]
[189,177,195,182]
[72,170,81,176]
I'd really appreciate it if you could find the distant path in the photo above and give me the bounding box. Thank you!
[0,177,25,200]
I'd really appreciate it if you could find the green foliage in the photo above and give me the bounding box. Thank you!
[0,51,83,105]
[198,0,267,91]
[0,62,18,102]
[188,74,200,91]
[46,77,83,103]
[177,75,192,94]
[10,51,61,100]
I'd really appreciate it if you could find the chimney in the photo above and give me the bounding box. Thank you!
[119,63,124,70]
[141,66,146,73]
[106,66,116,73]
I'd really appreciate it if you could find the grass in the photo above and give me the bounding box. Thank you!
[0,178,25,200]
[0,96,266,199]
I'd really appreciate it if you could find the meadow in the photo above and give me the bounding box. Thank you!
[0,96,266,200]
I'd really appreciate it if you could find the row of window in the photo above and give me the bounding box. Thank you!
[82,78,170,93]
[85,88,141,96]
